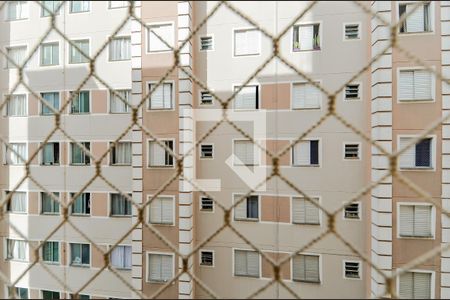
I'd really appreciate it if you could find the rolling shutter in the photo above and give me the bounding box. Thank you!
[413,205,431,237]
[234,195,247,220]
[299,25,314,50]
[399,138,415,168]
[405,4,425,33]
[292,83,320,109]
[235,86,257,109]
[399,205,414,236]
[293,141,310,166]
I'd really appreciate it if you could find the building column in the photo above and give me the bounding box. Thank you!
[370,1,393,297]
[178,1,194,298]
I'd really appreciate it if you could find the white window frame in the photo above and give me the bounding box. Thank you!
[70,192,91,216]
[343,142,362,161]
[68,90,91,114]
[232,83,260,111]
[108,1,129,9]
[147,138,176,169]
[5,285,29,299]
[342,260,362,280]
[108,35,131,62]
[199,143,214,160]
[291,21,323,53]
[396,269,435,299]
[69,1,91,14]
[4,45,27,69]
[70,141,91,166]
[397,66,436,103]
[40,41,60,67]
[397,134,436,171]
[41,1,61,17]
[232,193,260,222]
[232,27,261,57]
[145,22,175,54]
[69,242,91,267]
[40,290,61,299]
[199,89,214,106]
[147,194,176,226]
[291,195,322,226]
[146,251,175,283]
[199,195,214,213]
[232,248,261,278]
[290,252,322,284]
[342,201,362,221]
[396,202,436,239]
[109,89,131,113]
[342,22,361,41]
[291,137,322,167]
[41,240,60,265]
[199,35,214,52]
[5,1,29,21]
[4,93,28,116]
[4,238,28,262]
[290,81,323,110]
[146,80,175,111]
[199,249,214,267]
[396,1,435,35]
[3,142,27,165]
[109,141,132,166]
[40,192,60,215]
[109,244,132,270]
[232,139,260,166]
[40,142,61,166]
[68,38,91,65]
[40,91,61,115]
[4,190,28,214]
[109,192,132,217]
[342,82,362,102]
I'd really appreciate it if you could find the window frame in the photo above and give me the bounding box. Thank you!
[343,82,362,102]
[4,45,27,69]
[199,196,214,213]
[40,91,61,115]
[146,251,175,283]
[232,83,260,111]
[291,195,322,226]
[4,238,28,262]
[70,192,91,216]
[70,142,91,166]
[5,1,29,21]
[343,142,362,161]
[109,193,132,217]
[145,22,175,54]
[108,1,129,9]
[69,242,91,267]
[3,142,28,165]
[232,139,260,166]
[147,195,175,226]
[199,90,214,106]
[291,138,322,167]
[41,1,61,17]
[342,201,362,221]
[40,142,61,166]
[6,286,29,299]
[69,90,91,114]
[342,260,362,280]
[199,249,214,267]
[4,93,28,117]
[396,66,436,103]
[397,202,436,239]
[42,240,60,265]
[232,27,261,57]
[342,22,361,41]
[146,81,175,111]
[40,290,61,299]
[396,269,435,299]
[109,244,132,270]
[108,35,131,62]
[109,141,132,166]
[199,35,214,52]
[69,1,91,14]
[232,248,261,278]
[109,89,131,113]
[199,143,214,160]
[40,192,60,215]
[396,1,435,35]
[147,139,176,169]
[397,134,436,171]
[4,190,28,214]
[291,252,322,284]
[290,80,323,110]
[232,194,260,222]
[291,21,323,53]
[68,38,91,65]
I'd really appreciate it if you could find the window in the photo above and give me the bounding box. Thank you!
[42,290,60,299]
[40,42,59,66]
[6,46,26,69]
[70,243,90,266]
[109,36,131,61]
[234,195,259,221]
[6,191,27,213]
[110,245,131,269]
[69,39,90,64]
[5,143,27,165]
[399,137,433,169]
[148,82,173,109]
[292,82,321,109]
[42,142,60,165]
[399,205,432,238]
[10,287,28,299]
[6,94,27,116]
[292,254,320,283]
[149,196,174,225]
[345,84,360,100]
[111,142,132,165]
[293,23,320,51]
[200,144,213,159]
[292,140,319,166]
[200,91,213,105]
[70,1,90,13]
[41,92,60,115]
[200,250,214,266]
[200,36,213,51]
[234,28,260,56]
[234,250,259,277]
[41,192,60,215]
[42,241,59,264]
[292,197,320,225]
[344,23,360,40]
[200,196,214,212]
[399,69,433,101]
[111,193,132,216]
[147,253,173,282]
[234,85,258,110]
[6,1,28,21]
[147,23,174,52]
[41,1,60,17]
[399,3,432,33]
[344,203,360,220]
[70,91,90,114]
[344,143,360,159]
[234,140,257,166]
[71,295,89,300]
[71,193,91,215]
[399,271,432,299]
[71,142,90,165]
[109,1,129,9]
[110,90,131,113]
[148,140,174,167]
[344,261,361,279]
[6,239,27,261]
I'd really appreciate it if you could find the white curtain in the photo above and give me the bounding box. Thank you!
[111,90,130,113]
[149,141,166,166]
[8,239,26,260]
[111,245,132,269]
[7,47,26,68]
[8,1,28,20]
[8,143,26,165]
[149,83,172,109]
[114,142,131,164]
[11,192,26,213]
[148,24,173,52]
[234,29,259,56]
[7,94,27,116]
[110,37,130,60]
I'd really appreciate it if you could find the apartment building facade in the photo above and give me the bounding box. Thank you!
[0,0,449,299]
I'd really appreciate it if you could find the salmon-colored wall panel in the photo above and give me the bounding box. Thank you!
[28,93,39,116]
[92,193,108,217]
[260,83,291,110]
[28,192,39,215]
[92,244,106,268]
[61,142,68,165]
[260,196,290,223]
[29,289,40,299]
[264,140,291,166]
[261,251,291,280]
[92,90,108,114]
[91,141,108,165]
[28,142,39,165]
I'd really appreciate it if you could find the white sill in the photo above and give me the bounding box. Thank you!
[70,264,90,268]
[292,164,320,167]
[110,214,132,218]
[234,218,259,222]
[398,235,434,239]
[292,107,321,110]
[399,167,433,170]
[398,98,434,102]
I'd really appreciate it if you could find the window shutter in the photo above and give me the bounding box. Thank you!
[234,250,247,275]
[149,254,162,281]
[413,272,431,299]
[399,138,415,168]
[292,83,320,109]
[150,198,162,223]
[292,83,306,108]
[415,138,431,167]
[235,86,257,109]
[234,141,254,165]
[163,83,172,109]
[234,30,246,56]
[292,198,306,224]
[305,198,319,224]
[414,206,431,237]
[150,84,164,109]
[305,84,320,108]
[399,71,414,100]
[406,4,425,33]
[234,196,247,220]
[246,30,259,55]
[161,255,173,281]
[150,141,166,166]
[399,205,414,236]
[292,255,303,280]
[161,197,173,224]
[399,273,414,298]
[299,25,314,50]
[246,251,259,277]
[414,70,432,100]
[293,141,310,166]
[304,255,319,282]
